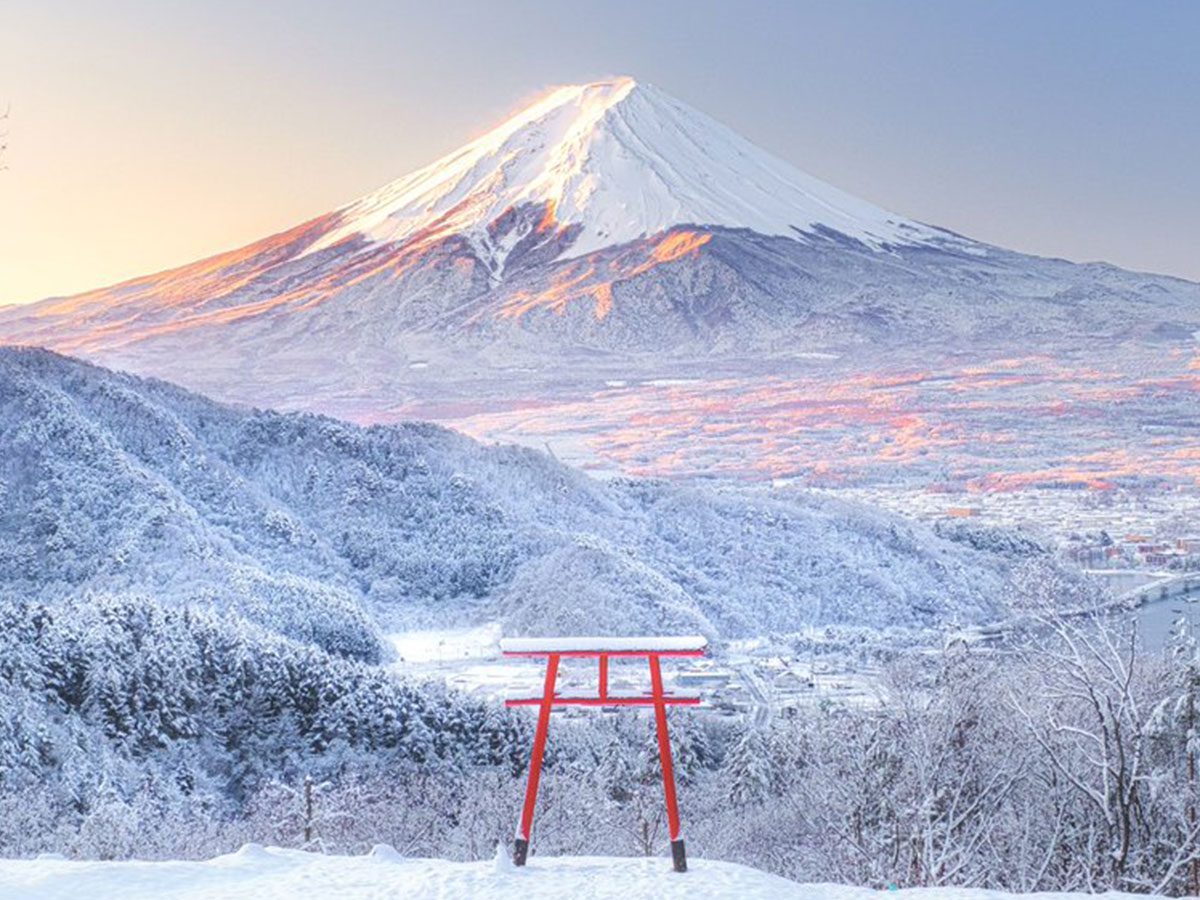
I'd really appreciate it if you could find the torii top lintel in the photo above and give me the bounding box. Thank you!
[499,635,708,657]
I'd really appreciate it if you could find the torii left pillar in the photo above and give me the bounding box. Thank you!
[501,636,708,873]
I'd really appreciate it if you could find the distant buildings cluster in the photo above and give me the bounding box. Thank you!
[1065,534,1200,571]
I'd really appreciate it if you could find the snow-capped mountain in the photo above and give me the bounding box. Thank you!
[0,77,1196,428]
[0,77,955,354]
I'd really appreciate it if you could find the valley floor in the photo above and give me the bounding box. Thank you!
[0,846,1157,900]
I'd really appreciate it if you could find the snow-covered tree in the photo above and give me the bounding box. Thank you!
[725,728,772,807]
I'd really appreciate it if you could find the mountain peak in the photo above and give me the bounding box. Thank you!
[490,77,640,137]
[300,78,942,262]
[549,75,640,98]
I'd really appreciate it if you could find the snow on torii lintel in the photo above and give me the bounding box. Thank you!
[499,635,708,656]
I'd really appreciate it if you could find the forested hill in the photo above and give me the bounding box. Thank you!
[1,346,1021,651]
[0,592,524,824]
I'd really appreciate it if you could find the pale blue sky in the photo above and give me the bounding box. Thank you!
[2,0,1198,303]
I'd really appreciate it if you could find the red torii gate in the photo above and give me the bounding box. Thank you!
[501,635,707,873]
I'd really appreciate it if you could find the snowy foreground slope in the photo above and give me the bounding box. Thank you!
[0,848,1149,900]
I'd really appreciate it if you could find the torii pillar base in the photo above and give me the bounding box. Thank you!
[670,839,688,873]
[513,837,529,867]
[515,837,685,872]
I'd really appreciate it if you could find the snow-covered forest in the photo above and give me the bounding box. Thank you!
[0,346,1028,643]
[2,347,1198,894]
[2,587,1198,894]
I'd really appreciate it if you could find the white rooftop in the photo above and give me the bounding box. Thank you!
[500,635,708,654]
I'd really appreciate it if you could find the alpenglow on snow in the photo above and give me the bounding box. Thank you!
[302,77,944,263]
[2,75,1197,424]
[0,77,956,358]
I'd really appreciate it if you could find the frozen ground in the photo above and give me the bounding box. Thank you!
[389,623,505,664]
[0,846,1159,900]
[403,351,1200,502]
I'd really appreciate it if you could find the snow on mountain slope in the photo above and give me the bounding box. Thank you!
[1,75,1197,405]
[0,76,966,361]
[0,847,1159,900]
[304,77,943,267]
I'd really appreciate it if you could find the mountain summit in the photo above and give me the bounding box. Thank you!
[304,76,941,270]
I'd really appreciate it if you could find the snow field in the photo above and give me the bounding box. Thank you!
[0,847,1154,900]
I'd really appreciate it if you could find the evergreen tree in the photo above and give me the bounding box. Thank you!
[725,728,772,807]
